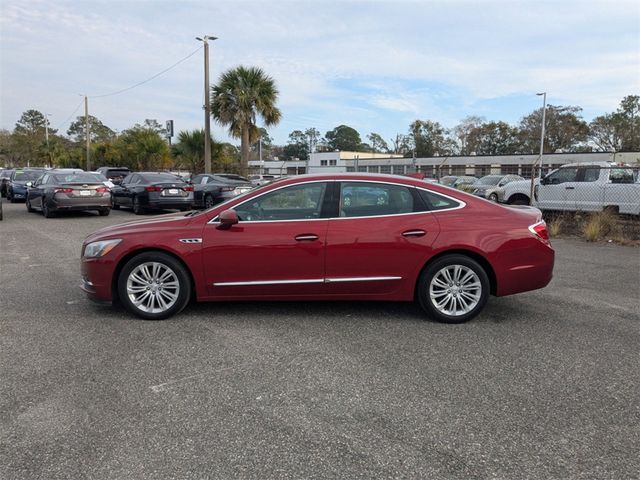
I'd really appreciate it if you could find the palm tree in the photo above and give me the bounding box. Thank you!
[211,66,281,175]
[173,130,206,173]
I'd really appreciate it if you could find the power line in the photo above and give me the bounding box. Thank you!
[53,98,84,131]
[90,46,203,99]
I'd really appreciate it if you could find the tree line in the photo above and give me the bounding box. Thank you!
[0,62,637,175]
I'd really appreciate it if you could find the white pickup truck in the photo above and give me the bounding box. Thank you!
[500,162,640,215]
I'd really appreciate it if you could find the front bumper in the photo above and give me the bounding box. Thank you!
[80,258,115,304]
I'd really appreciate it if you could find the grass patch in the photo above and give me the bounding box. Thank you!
[548,217,564,237]
[583,211,619,242]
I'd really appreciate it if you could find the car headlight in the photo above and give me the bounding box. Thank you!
[83,239,122,258]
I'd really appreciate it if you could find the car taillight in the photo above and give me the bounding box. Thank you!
[183,186,193,191]
[96,187,108,193]
[145,185,162,192]
[54,188,74,194]
[528,220,550,246]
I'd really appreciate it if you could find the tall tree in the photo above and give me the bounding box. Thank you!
[68,115,115,143]
[13,109,56,166]
[590,95,640,152]
[305,128,322,154]
[407,120,456,157]
[282,130,309,161]
[367,133,389,153]
[114,126,171,171]
[466,121,520,155]
[453,116,485,155]
[518,105,589,153]
[325,125,362,151]
[211,66,282,175]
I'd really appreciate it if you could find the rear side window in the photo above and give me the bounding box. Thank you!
[339,182,415,217]
[581,167,600,182]
[418,189,462,211]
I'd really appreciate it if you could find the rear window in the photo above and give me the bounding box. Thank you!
[13,171,42,181]
[141,173,183,183]
[418,189,462,211]
[52,173,102,183]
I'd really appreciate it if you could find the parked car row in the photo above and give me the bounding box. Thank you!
[0,166,260,219]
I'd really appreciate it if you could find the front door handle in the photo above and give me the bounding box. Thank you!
[295,234,319,241]
[402,230,426,237]
[565,186,575,190]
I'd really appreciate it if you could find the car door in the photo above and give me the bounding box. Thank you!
[574,166,603,212]
[29,175,47,208]
[202,181,331,298]
[115,174,137,207]
[537,167,579,210]
[324,181,440,297]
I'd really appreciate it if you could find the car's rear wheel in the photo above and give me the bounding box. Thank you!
[117,252,191,320]
[98,208,110,216]
[417,254,489,323]
[204,194,214,209]
[42,201,55,218]
[132,196,144,215]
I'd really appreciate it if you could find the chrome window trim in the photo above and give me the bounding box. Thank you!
[207,178,466,224]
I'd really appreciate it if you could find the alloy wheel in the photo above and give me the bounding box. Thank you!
[126,262,180,314]
[428,264,481,317]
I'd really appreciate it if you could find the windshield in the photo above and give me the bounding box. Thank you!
[52,173,103,183]
[476,175,502,185]
[13,171,42,182]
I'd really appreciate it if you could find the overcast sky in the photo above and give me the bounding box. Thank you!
[1,0,638,145]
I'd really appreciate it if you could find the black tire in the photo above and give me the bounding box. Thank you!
[132,196,144,215]
[42,201,55,218]
[417,254,490,324]
[489,193,498,202]
[8,191,16,203]
[26,197,35,212]
[204,194,214,209]
[112,202,120,210]
[117,251,192,320]
[99,208,110,216]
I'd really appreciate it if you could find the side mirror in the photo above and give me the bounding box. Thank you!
[26,181,33,187]
[217,209,238,230]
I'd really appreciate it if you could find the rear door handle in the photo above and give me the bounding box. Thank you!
[402,230,426,237]
[565,186,575,190]
[295,234,319,241]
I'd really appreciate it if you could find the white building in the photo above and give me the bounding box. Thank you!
[249,151,640,178]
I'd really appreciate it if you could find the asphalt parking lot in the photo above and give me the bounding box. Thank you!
[1,201,639,479]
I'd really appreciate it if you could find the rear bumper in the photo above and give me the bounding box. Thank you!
[147,197,194,210]
[494,243,555,296]
[50,196,111,210]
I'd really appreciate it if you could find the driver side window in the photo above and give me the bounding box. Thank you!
[234,182,327,221]
[546,168,578,184]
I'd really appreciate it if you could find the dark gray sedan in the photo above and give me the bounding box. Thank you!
[111,172,194,214]
[26,169,112,218]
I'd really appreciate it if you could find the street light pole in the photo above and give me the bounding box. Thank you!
[84,95,91,171]
[196,35,217,174]
[537,92,547,179]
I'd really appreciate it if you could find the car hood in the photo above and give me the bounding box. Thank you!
[84,211,196,243]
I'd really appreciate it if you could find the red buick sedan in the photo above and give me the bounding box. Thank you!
[80,174,554,323]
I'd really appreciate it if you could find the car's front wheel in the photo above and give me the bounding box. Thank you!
[489,193,498,202]
[117,252,192,320]
[417,254,489,323]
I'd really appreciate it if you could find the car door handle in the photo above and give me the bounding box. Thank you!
[402,230,426,237]
[295,234,319,241]
[565,186,575,190]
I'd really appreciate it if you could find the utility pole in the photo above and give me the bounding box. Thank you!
[84,95,91,171]
[529,92,547,205]
[196,35,217,174]
[44,113,51,167]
